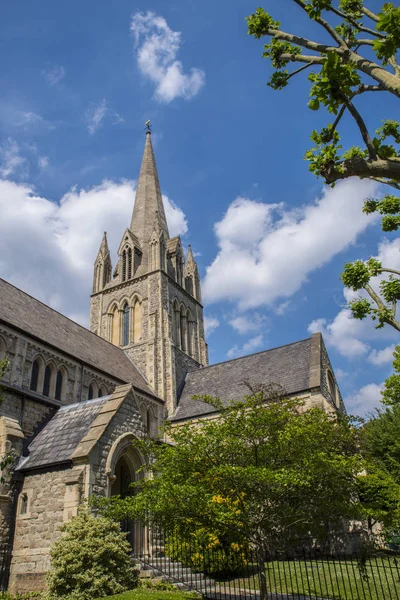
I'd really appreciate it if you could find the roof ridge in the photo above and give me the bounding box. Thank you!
[187,336,312,374]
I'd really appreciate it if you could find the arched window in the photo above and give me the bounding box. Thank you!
[43,365,51,397]
[98,386,106,397]
[146,409,151,434]
[0,337,6,360]
[132,299,142,343]
[122,250,127,282]
[128,247,132,279]
[88,383,94,400]
[30,359,39,392]
[20,493,28,515]
[123,303,130,346]
[55,370,63,402]
[327,370,339,407]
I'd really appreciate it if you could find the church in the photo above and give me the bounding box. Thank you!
[0,130,344,594]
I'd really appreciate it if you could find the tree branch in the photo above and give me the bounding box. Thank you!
[361,7,380,23]
[280,53,325,65]
[345,51,400,97]
[369,177,400,191]
[379,268,400,277]
[267,28,332,53]
[353,84,385,95]
[287,62,316,79]
[292,0,348,47]
[340,95,377,159]
[328,6,386,39]
[324,157,400,185]
[364,283,400,331]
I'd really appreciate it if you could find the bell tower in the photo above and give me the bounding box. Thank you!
[89,129,208,414]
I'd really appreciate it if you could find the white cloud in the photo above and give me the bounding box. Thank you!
[203,179,379,310]
[227,334,264,359]
[43,65,65,87]
[368,344,396,366]
[0,178,188,325]
[0,138,27,178]
[38,156,49,170]
[345,382,384,417]
[84,99,124,135]
[130,12,205,103]
[229,313,267,335]
[204,317,220,337]
[308,237,400,359]
[164,195,187,237]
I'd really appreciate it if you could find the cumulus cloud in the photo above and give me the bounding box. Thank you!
[227,335,264,359]
[38,156,49,170]
[0,178,188,325]
[0,138,27,178]
[204,317,220,337]
[203,179,379,310]
[84,99,124,135]
[345,382,384,417]
[130,12,205,103]
[43,65,65,87]
[308,237,400,359]
[229,313,268,335]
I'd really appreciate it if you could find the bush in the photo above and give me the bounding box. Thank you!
[165,528,249,576]
[46,512,138,600]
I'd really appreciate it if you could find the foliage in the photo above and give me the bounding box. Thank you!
[0,357,15,484]
[165,527,249,576]
[100,591,199,600]
[94,388,363,558]
[358,405,400,534]
[46,511,138,600]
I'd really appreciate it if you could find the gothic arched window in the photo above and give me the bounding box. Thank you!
[88,383,95,401]
[30,359,40,392]
[43,365,52,397]
[128,247,132,279]
[123,303,130,346]
[0,337,6,360]
[111,307,119,346]
[55,370,63,402]
[122,250,127,282]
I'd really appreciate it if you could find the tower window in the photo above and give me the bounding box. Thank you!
[123,303,130,346]
[88,383,94,400]
[128,247,132,279]
[122,250,127,282]
[55,370,63,402]
[30,359,39,392]
[43,365,51,397]
[20,493,28,515]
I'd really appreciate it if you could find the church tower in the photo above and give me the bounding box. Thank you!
[89,130,208,414]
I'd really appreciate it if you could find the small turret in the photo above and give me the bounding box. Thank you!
[93,232,112,293]
[184,245,201,301]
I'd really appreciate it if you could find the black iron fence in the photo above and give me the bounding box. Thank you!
[136,526,400,600]
[0,543,12,591]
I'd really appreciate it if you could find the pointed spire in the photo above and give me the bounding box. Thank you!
[98,231,110,258]
[186,244,195,267]
[130,131,169,269]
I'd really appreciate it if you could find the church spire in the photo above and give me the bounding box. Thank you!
[130,131,169,269]
[98,231,110,258]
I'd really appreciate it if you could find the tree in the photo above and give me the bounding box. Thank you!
[94,388,363,600]
[358,405,400,536]
[247,2,400,337]
[0,357,14,483]
[46,511,138,600]
[247,1,400,189]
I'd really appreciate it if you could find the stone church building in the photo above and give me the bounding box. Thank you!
[0,131,344,593]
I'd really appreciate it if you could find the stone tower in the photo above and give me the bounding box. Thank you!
[89,131,208,414]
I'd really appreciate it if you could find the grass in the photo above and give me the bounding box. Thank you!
[214,555,400,600]
[101,590,198,600]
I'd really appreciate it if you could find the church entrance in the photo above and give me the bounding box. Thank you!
[107,437,147,557]
[111,455,133,547]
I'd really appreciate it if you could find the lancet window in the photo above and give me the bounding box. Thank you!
[123,302,130,346]
[30,359,40,392]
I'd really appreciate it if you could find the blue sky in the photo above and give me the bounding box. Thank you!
[0,0,398,417]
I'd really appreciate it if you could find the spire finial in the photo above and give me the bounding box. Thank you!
[145,119,152,134]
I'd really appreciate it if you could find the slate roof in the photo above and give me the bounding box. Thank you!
[17,397,109,471]
[0,278,155,397]
[172,338,312,421]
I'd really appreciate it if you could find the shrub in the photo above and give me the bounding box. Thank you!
[165,527,249,576]
[46,511,138,600]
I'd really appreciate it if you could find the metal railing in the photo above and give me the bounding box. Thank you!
[135,527,400,600]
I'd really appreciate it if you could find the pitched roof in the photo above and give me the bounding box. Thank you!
[17,397,109,471]
[171,338,313,421]
[0,278,155,397]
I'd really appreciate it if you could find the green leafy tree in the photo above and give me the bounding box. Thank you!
[0,357,15,483]
[94,388,363,600]
[46,511,138,600]
[358,406,400,537]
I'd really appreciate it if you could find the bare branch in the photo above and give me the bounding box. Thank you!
[369,177,400,190]
[379,268,400,277]
[267,28,332,53]
[353,84,385,94]
[353,39,375,47]
[287,62,316,79]
[340,95,377,159]
[280,53,324,65]
[364,284,400,331]
[361,7,380,23]
[292,0,348,47]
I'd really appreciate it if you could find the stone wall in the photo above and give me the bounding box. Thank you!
[8,466,70,594]
[320,336,345,412]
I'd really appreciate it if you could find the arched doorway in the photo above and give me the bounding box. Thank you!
[111,455,134,546]
[106,434,147,556]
